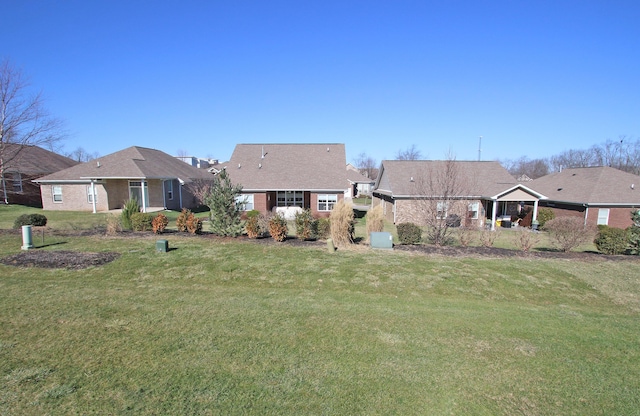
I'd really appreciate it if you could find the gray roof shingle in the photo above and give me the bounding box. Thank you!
[225,144,347,191]
[2,144,78,175]
[36,146,213,183]
[531,166,640,205]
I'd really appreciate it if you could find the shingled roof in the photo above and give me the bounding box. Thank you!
[374,160,521,198]
[36,146,213,183]
[225,144,347,191]
[531,166,640,205]
[2,143,78,175]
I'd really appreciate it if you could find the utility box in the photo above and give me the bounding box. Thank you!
[156,240,169,253]
[370,232,393,249]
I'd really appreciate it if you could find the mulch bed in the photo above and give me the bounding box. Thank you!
[0,250,120,269]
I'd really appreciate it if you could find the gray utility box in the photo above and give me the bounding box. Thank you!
[370,232,393,249]
[156,240,169,253]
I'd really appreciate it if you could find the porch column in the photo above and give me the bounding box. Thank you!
[141,179,147,213]
[90,180,97,214]
[532,200,539,221]
[491,199,498,231]
[162,180,166,209]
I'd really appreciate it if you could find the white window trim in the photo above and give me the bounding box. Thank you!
[165,180,174,200]
[87,185,97,204]
[436,201,448,220]
[235,194,254,211]
[12,172,23,193]
[597,208,610,225]
[52,185,63,203]
[276,191,303,207]
[317,194,338,211]
[468,202,479,219]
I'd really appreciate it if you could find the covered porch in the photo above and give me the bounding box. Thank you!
[485,185,546,231]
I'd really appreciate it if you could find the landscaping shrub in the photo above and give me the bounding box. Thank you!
[513,227,541,252]
[594,226,629,255]
[396,222,422,245]
[268,214,288,242]
[13,213,47,228]
[121,198,139,230]
[152,213,169,234]
[317,217,331,239]
[457,227,476,247]
[130,212,154,231]
[365,205,384,242]
[105,214,122,235]
[545,216,596,252]
[537,207,555,229]
[186,214,203,235]
[245,214,261,239]
[176,208,191,232]
[479,228,500,247]
[329,200,354,247]
[294,209,317,240]
[628,209,640,255]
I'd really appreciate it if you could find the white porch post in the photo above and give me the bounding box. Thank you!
[90,180,97,214]
[162,180,166,209]
[141,179,147,213]
[491,199,498,231]
[532,200,539,221]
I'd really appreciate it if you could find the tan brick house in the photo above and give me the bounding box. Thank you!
[35,146,213,212]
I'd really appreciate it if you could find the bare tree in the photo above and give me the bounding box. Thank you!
[413,155,475,246]
[395,144,423,160]
[65,147,99,162]
[353,152,378,179]
[501,156,549,179]
[1,59,66,203]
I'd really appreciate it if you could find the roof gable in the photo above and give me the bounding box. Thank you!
[374,160,518,198]
[531,166,640,205]
[225,144,347,191]
[35,146,213,183]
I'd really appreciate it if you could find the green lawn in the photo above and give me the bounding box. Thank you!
[1,228,639,414]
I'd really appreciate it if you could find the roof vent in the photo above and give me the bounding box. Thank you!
[96,161,101,168]
[258,163,262,169]
[632,184,635,190]
[410,177,414,182]
[557,187,563,191]
[327,147,330,152]
[238,163,241,169]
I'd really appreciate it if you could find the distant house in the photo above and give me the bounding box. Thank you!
[372,160,546,229]
[531,166,640,228]
[35,146,213,212]
[0,144,78,207]
[346,164,375,199]
[225,143,347,218]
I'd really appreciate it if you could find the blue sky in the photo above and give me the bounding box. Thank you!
[4,1,639,165]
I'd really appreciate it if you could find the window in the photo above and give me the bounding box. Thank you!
[87,185,97,203]
[12,173,23,193]
[276,191,303,207]
[436,201,448,219]
[468,202,479,219]
[129,181,149,206]
[235,194,254,211]
[597,208,610,225]
[165,180,173,200]
[318,194,338,211]
[52,185,63,203]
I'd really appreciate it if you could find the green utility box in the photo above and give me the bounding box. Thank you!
[156,240,169,253]
[370,232,393,249]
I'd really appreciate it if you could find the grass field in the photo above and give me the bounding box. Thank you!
[1,219,639,414]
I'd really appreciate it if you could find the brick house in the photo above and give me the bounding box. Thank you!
[1,144,78,207]
[224,143,347,219]
[35,146,213,212]
[372,160,545,230]
[530,166,640,228]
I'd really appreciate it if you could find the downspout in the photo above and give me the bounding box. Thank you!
[90,180,97,214]
[532,199,539,221]
[584,205,588,227]
[393,199,397,224]
[491,199,498,231]
[162,180,166,209]
[179,181,183,209]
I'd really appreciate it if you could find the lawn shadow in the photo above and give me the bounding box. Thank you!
[34,241,68,249]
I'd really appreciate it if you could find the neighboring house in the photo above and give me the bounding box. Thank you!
[0,144,78,207]
[530,166,640,228]
[372,160,546,229]
[35,146,213,212]
[225,143,347,219]
[346,165,375,199]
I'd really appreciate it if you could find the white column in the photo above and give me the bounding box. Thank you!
[90,180,97,214]
[491,200,498,231]
[141,179,147,213]
[532,200,539,221]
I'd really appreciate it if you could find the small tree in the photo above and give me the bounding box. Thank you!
[513,227,541,252]
[329,200,354,247]
[204,170,244,237]
[545,217,596,252]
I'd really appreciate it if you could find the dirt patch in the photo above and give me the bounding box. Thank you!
[0,250,120,269]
